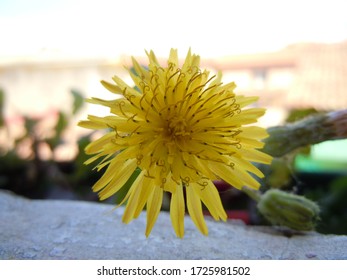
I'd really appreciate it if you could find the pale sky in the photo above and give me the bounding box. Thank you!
[0,0,347,59]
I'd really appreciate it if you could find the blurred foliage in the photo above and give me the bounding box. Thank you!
[285,108,320,123]
[302,175,347,234]
[71,89,85,115]
[0,89,4,128]
[0,89,99,200]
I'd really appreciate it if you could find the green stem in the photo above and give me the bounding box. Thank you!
[242,186,261,202]
[262,110,347,157]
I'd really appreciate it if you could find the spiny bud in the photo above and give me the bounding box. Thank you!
[257,189,320,231]
[262,109,347,157]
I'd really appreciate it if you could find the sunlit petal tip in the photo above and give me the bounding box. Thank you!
[100,80,122,94]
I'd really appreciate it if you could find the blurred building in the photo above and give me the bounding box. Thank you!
[208,42,347,168]
[211,41,347,111]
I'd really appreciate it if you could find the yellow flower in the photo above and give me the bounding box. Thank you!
[78,49,272,237]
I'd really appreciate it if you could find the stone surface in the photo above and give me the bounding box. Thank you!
[0,190,346,260]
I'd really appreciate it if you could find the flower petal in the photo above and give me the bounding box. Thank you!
[241,148,273,165]
[186,185,208,235]
[133,176,156,218]
[192,181,227,221]
[209,162,260,190]
[98,159,137,200]
[145,186,163,237]
[170,183,185,238]
[122,171,145,223]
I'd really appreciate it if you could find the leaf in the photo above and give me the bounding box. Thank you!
[55,111,68,137]
[71,89,84,115]
[46,112,68,149]
[0,89,4,128]
[23,116,37,135]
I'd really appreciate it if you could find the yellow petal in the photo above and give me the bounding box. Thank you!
[100,80,122,94]
[241,126,269,140]
[98,159,137,200]
[131,56,149,80]
[209,162,260,190]
[235,95,259,108]
[122,171,145,223]
[170,184,185,238]
[145,186,163,237]
[146,50,160,66]
[242,148,273,164]
[133,176,155,218]
[91,159,119,192]
[163,174,178,193]
[231,156,265,178]
[168,48,178,67]
[84,132,118,155]
[186,185,208,235]
[78,120,107,130]
[192,181,227,221]
[230,108,266,125]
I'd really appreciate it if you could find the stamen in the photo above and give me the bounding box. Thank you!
[117,101,129,118]
[186,70,202,86]
[181,176,190,186]
[197,181,208,190]
[160,177,167,189]
[148,93,162,114]
[185,83,205,97]
[167,69,180,84]
[123,88,136,103]
[207,103,227,115]
[215,95,235,106]
[139,91,147,110]
[183,98,204,116]
[127,114,139,123]
[200,83,219,96]
[171,175,180,185]
[150,72,159,84]
[168,62,176,72]
[108,126,126,139]
[144,171,155,179]
[136,154,143,165]
[129,126,141,136]
[172,79,183,94]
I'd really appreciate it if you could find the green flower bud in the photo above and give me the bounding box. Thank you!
[257,189,320,231]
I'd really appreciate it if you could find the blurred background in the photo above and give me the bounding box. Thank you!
[1,0,347,234]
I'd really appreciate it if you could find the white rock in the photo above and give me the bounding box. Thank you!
[0,190,346,259]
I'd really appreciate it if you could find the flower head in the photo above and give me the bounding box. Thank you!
[78,49,272,237]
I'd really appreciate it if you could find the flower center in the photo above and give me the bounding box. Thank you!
[168,115,190,137]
